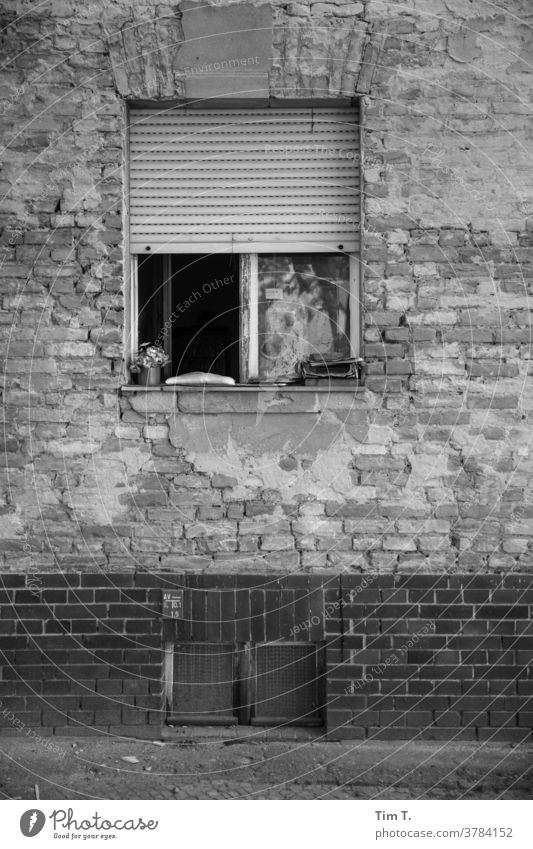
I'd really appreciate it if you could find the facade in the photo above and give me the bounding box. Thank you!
[0,0,532,740]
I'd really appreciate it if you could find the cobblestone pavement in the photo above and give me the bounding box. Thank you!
[0,736,531,800]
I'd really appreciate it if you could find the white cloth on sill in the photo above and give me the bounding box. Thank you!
[165,372,236,386]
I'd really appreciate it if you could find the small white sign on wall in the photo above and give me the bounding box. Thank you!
[162,590,184,619]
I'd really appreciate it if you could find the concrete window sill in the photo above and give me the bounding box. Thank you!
[120,384,371,414]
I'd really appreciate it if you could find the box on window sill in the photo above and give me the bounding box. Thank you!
[303,378,361,387]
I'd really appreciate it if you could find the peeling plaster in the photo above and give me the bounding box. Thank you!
[447,28,482,64]
[168,408,373,500]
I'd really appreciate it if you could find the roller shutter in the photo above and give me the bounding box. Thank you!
[128,105,360,254]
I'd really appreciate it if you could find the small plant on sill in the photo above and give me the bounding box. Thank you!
[131,343,169,370]
[130,343,169,386]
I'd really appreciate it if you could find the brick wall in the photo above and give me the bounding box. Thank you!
[0,573,163,738]
[326,573,533,742]
[0,0,532,737]
[0,0,531,572]
[1,572,531,740]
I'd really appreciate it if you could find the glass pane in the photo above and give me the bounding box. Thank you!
[257,254,351,382]
[169,254,240,380]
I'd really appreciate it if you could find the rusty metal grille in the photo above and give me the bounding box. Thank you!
[253,643,323,725]
[172,643,236,722]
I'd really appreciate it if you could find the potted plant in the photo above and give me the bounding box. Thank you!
[130,343,169,386]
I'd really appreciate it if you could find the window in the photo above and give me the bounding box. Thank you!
[128,103,361,382]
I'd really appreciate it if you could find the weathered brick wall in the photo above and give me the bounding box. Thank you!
[360,0,533,573]
[1,0,532,575]
[1,0,532,740]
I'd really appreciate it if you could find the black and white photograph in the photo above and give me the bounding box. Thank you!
[0,0,532,843]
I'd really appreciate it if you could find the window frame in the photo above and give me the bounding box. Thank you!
[241,252,361,383]
[126,100,363,384]
[131,250,361,384]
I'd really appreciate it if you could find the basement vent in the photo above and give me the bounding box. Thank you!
[252,643,322,726]
[168,642,324,727]
[172,643,237,724]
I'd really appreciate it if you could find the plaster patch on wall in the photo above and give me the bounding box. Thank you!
[444,0,495,18]
[61,445,149,524]
[168,408,369,499]
[406,451,452,490]
[447,28,482,64]
[180,1,272,99]
[0,513,27,539]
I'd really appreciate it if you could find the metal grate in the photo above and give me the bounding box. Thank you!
[169,642,324,727]
[253,643,323,725]
[172,643,236,723]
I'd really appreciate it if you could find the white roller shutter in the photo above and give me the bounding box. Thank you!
[128,105,360,254]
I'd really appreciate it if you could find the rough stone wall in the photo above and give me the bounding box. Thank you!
[361,0,533,575]
[0,0,532,576]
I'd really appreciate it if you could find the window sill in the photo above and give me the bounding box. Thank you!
[120,383,371,414]
[121,384,365,393]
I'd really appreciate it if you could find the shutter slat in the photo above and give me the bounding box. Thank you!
[132,235,361,248]
[129,105,360,253]
[129,126,360,137]
[131,197,358,210]
[131,220,360,231]
[130,188,359,199]
[130,168,360,177]
[130,108,357,124]
[130,135,360,147]
[130,153,359,164]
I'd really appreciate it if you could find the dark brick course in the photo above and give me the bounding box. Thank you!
[0,572,531,741]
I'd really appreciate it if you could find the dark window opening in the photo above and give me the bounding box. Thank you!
[137,254,166,365]
[138,253,240,381]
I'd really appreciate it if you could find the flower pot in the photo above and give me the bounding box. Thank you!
[137,365,161,386]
